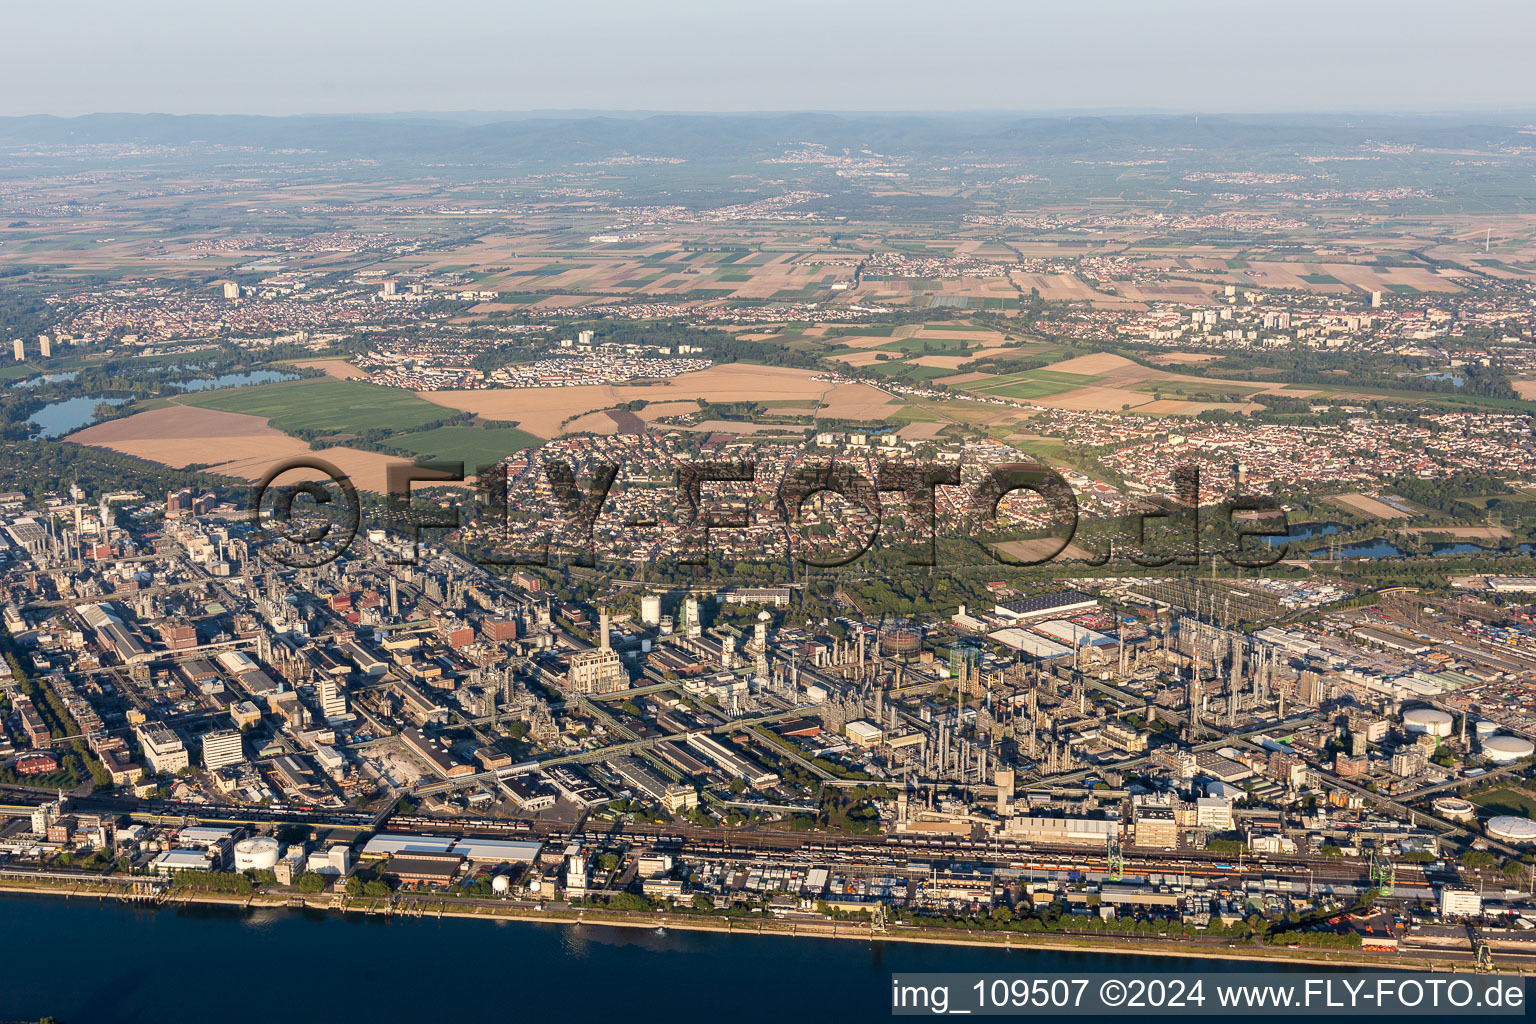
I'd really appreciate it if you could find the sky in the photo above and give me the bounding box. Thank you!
[5,0,1534,117]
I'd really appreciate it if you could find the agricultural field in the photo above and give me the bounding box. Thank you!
[65,404,404,491]
[958,368,1103,401]
[185,378,453,435]
[1327,493,1417,520]
[413,364,877,436]
[384,425,543,469]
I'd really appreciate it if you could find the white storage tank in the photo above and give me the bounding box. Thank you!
[1482,734,1535,765]
[491,874,511,894]
[233,836,281,872]
[1475,720,1499,739]
[1403,707,1453,738]
[1487,816,1536,844]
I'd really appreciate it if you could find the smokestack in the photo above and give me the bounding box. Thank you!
[600,607,611,651]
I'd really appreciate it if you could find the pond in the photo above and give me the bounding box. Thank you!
[1305,538,1405,560]
[30,395,128,437]
[15,370,80,388]
[1258,521,1343,547]
[168,369,299,392]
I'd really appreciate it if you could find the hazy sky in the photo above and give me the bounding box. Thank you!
[6,0,1534,116]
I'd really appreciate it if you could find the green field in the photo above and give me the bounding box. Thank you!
[877,335,973,354]
[887,405,944,423]
[961,368,1102,401]
[187,378,450,435]
[384,425,543,469]
[1301,273,1343,285]
[1470,787,1536,820]
[863,361,956,383]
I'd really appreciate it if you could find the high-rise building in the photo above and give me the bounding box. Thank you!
[222,282,240,299]
[201,729,245,771]
[318,676,348,720]
[38,335,50,357]
[12,338,23,361]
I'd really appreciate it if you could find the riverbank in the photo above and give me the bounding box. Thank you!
[2,875,1519,974]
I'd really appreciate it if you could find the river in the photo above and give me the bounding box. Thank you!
[0,893,1325,1023]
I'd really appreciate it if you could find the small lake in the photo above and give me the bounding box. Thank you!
[1258,521,1343,547]
[1306,539,1405,560]
[30,395,128,437]
[168,369,298,392]
[15,370,80,388]
[1431,541,1493,556]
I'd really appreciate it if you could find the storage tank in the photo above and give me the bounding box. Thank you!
[1403,707,1453,738]
[528,874,542,895]
[1486,816,1536,844]
[1482,734,1535,765]
[491,874,511,894]
[1432,796,1475,822]
[640,594,662,627]
[880,622,922,657]
[1475,720,1499,739]
[233,836,281,872]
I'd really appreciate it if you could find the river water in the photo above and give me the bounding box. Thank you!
[0,893,1327,1023]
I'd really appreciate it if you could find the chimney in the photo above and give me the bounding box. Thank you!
[600,607,611,651]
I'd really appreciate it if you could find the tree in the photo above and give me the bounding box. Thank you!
[345,874,365,897]
[1462,850,1497,870]
[297,872,326,893]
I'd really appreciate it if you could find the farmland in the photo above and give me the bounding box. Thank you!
[383,425,543,469]
[185,378,455,436]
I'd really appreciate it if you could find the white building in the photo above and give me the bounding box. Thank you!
[318,675,348,720]
[136,722,189,774]
[1194,797,1232,831]
[201,729,245,771]
[1439,886,1482,918]
[845,720,884,748]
